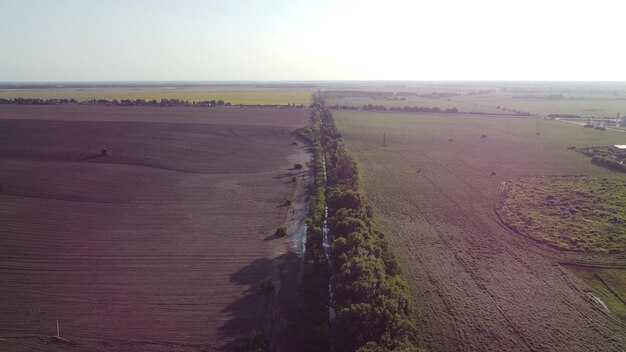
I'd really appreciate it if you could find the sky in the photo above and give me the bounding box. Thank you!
[1,0,625,81]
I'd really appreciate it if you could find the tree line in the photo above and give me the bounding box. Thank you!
[329,103,533,116]
[293,94,418,351]
[0,97,307,109]
[329,103,459,113]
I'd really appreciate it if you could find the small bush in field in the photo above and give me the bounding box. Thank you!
[231,329,270,352]
[259,278,274,293]
[293,163,303,170]
[275,226,288,237]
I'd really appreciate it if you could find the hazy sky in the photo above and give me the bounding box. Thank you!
[1,0,625,81]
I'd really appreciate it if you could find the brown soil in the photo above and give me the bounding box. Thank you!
[337,112,626,352]
[0,106,310,351]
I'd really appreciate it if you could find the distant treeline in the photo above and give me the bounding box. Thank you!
[548,114,581,119]
[330,104,460,114]
[320,89,494,101]
[0,97,306,108]
[294,94,417,351]
[330,103,533,116]
[513,94,580,100]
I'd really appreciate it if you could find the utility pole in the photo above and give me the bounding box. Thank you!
[536,119,541,135]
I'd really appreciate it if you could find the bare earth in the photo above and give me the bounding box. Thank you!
[336,111,626,352]
[0,105,309,351]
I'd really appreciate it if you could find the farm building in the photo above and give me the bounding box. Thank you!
[612,145,626,157]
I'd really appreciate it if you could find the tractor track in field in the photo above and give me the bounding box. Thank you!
[0,106,310,351]
[380,150,536,351]
[339,112,626,352]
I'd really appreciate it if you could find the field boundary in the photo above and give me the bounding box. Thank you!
[316,96,418,351]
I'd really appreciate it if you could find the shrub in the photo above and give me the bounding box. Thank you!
[294,163,303,170]
[259,278,274,293]
[231,330,269,352]
[591,156,626,173]
[285,199,292,206]
[291,176,297,183]
[101,148,112,156]
[291,141,298,146]
[275,226,288,237]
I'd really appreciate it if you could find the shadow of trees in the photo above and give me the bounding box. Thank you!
[220,251,300,351]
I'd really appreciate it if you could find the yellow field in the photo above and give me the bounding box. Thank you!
[0,87,313,105]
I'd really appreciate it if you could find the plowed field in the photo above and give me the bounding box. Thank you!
[0,105,309,351]
[335,110,626,352]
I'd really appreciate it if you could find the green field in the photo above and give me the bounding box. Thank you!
[564,265,626,322]
[451,92,626,118]
[321,82,626,118]
[0,87,313,105]
[501,176,626,253]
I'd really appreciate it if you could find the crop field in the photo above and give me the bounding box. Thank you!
[321,82,626,118]
[0,87,312,105]
[0,105,309,351]
[334,110,626,351]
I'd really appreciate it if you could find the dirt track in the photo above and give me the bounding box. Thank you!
[0,106,309,351]
[336,111,626,352]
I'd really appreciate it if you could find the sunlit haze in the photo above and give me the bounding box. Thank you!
[2,0,625,81]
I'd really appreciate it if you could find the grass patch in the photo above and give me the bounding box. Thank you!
[275,226,288,237]
[563,265,626,321]
[501,176,626,253]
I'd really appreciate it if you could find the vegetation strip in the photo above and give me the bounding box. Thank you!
[0,97,307,108]
[500,176,626,253]
[292,108,331,351]
[294,95,418,351]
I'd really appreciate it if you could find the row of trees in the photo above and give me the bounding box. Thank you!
[0,97,231,107]
[329,104,459,114]
[317,97,418,351]
[0,97,307,108]
[330,103,534,116]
